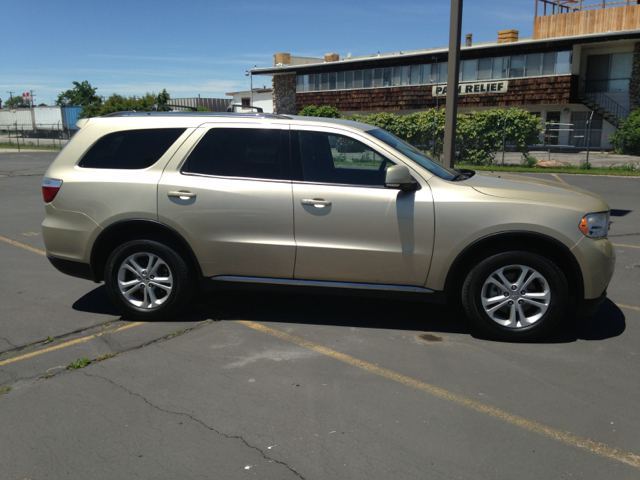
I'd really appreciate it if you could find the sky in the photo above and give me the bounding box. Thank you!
[2,0,536,105]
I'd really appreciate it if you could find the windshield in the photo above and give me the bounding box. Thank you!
[367,128,458,181]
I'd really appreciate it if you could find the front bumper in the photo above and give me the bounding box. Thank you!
[575,289,607,317]
[570,236,616,300]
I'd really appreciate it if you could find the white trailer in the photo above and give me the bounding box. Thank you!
[0,109,34,132]
[33,106,64,133]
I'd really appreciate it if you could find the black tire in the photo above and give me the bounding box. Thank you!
[462,251,568,342]
[104,240,193,320]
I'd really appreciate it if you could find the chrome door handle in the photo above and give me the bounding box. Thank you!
[168,190,196,199]
[301,198,331,207]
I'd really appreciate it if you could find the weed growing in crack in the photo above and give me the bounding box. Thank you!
[101,322,112,330]
[67,358,91,370]
[168,330,188,338]
[0,386,11,396]
[0,350,16,357]
[44,336,54,344]
[95,353,115,362]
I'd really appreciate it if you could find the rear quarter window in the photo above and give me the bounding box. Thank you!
[78,128,186,169]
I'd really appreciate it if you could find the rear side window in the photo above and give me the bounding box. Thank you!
[182,128,289,180]
[78,128,186,169]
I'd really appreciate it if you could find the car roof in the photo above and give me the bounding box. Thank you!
[82,112,378,132]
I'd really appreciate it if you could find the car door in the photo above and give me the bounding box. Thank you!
[158,123,296,279]
[290,127,434,287]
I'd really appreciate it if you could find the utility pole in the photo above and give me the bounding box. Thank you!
[30,90,35,108]
[7,91,14,108]
[443,0,463,169]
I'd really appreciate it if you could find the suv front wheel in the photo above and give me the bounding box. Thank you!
[462,251,568,342]
[104,240,193,320]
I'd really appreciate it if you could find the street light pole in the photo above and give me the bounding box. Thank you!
[501,110,512,166]
[443,0,463,169]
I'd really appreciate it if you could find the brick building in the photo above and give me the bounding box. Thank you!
[252,1,640,149]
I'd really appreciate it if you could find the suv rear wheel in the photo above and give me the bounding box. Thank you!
[104,240,193,320]
[462,251,568,342]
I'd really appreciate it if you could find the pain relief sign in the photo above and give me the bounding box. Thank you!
[432,81,508,96]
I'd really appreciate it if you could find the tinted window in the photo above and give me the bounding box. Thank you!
[183,128,289,180]
[79,128,185,169]
[291,131,394,187]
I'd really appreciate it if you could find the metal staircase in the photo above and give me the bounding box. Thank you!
[578,81,630,128]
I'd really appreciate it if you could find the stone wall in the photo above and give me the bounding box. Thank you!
[272,74,297,115]
[630,42,640,111]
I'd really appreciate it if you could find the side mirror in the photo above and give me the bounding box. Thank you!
[385,165,417,192]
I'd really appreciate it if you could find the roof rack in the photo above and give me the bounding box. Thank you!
[226,104,263,113]
[151,103,198,112]
[97,111,290,120]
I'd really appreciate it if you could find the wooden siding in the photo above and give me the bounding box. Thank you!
[296,76,576,113]
[534,5,640,39]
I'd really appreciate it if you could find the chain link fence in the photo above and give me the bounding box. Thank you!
[0,124,73,150]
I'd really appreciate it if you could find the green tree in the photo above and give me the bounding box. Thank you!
[3,95,29,108]
[56,81,102,107]
[81,89,173,118]
[609,108,640,155]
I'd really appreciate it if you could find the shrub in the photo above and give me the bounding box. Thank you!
[609,108,640,155]
[299,105,341,118]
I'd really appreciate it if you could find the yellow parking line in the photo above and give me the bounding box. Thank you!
[551,173,568,184]
[237,320,640,470]
[613,243,640,249]
[619,304,640,312]
[0,235,46,256]
[0,322,144,367]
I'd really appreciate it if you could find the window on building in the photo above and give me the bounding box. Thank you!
[329,72,337,90]
[462,59,478,82]
[320,73,330,91]
[542,52,556,75]
[373,68,384,87]
[383,68,392,86]
[526,53,542,77]
[556,51,572,75]
[421,64,430,84]
[354,70,363,89]
[477,58,492,80]
[363,69,373,88]
[509,55,525,78]
[241,97,251,109]
[401,66,410,86]
[295,50,572,92]
[183,128,289,180]
[492,57,508,79]
[410,65,421,85]
[346,71,354,89]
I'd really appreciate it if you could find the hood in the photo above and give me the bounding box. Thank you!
[466,171,610,213]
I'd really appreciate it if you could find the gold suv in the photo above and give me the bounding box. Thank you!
[41,113,615,341]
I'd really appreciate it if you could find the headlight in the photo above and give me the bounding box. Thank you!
[579,212,610,238]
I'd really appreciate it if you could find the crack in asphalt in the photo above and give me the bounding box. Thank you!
[0,320,122,356]
[82,371,306,480]
[0,336,17,348]
[610,232,640,238]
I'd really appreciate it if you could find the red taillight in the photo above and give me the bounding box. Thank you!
[42,178,63,203]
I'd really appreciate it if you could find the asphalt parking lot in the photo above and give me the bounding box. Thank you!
[1,150,639,479]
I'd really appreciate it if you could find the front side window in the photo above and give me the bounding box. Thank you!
[291,131,394,187]
[79,128,186,169]
[182,128,289,181]
[366,128,457,181]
